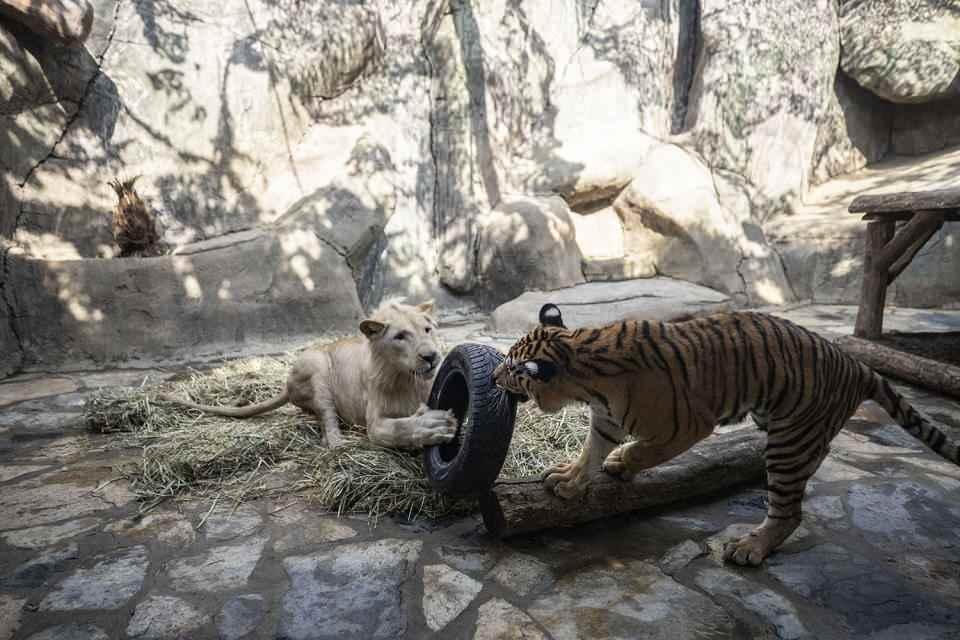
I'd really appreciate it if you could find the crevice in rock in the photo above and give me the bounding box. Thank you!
[670,0,699,134]
[0,243,25,377]
[313,232,349,260]
[734,252,751,306]
[17,0,121,189]
[419,1,446,263]
[767,240,801,303]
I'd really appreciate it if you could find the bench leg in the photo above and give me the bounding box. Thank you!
[854,220,894,339]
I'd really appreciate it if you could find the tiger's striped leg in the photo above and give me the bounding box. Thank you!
[543,410,624,499]
[602,411,714,480]
[601,436,705,480]
[723,419,836,566]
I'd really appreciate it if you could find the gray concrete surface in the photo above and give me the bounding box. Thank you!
[1,304,959,639]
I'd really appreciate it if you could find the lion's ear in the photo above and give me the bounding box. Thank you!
[416,300,435,314]
[360,320,387,339]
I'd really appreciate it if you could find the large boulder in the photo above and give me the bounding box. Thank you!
[474,195,584,309]
[682,0,839,218]
[488,278,731,335]
[612,143,791,306]
[840,0,960,104]
[768,145,960,308]
[570,207,658,282]
[809,72,893,187]
[5,226,362,370]
[427,1,685,291]
[890,97,960,156]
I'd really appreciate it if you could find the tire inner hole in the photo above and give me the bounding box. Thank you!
[434,370,470,463]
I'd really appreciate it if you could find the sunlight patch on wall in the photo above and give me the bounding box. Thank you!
[51,270,103,322]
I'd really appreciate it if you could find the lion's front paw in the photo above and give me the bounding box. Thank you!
[412,409,458,446]
[601,446,634,481]
[542,460,590,499]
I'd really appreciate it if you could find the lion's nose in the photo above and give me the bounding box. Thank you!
[422,351,438,365]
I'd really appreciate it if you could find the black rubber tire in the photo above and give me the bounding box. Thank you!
[423,343,518,498]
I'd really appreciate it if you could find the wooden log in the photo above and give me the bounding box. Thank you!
[849,188,960,214]
[0,0,93,47]
[854,220,894,339]
[874,212,944,273]
[480,429,766,539]
[887,217,944,283]
[836,335,960,400]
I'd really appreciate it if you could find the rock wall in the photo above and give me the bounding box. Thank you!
[3,0,960,376]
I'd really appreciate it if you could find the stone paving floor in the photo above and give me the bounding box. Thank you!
[2,304,960,639]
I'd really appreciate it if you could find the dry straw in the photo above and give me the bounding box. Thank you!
[85,350,589,522]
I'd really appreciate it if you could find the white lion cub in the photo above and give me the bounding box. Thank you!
[165,300,457,448]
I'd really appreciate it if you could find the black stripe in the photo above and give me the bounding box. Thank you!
[593,425,621,445]
[659,328,690,386]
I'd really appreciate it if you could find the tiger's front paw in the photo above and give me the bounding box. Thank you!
[601,446,635,481]
[542,460,590,499]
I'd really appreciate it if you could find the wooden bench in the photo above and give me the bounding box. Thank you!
[849,188,960,339]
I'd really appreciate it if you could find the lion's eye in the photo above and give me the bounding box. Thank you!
[394,331,409,341]
[425,326,432,334]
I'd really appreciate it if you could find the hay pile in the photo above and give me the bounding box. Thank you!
[85,352,589,521]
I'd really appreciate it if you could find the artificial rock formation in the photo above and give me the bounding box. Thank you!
[3,0,960,376]
[840,0,960,104]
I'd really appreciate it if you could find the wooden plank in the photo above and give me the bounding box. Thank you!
[480,429,765,539]
[849,188,960,214]
[0,0,93,47]
[836,335,960,400]
[854,220,894,339]
[861,210,960,222]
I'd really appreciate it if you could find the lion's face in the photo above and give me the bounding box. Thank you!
[360,300,442,378]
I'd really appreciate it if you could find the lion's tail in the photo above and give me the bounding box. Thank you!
[160,390,290,418]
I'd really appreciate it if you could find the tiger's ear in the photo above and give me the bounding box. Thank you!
[539,303,565,328]
[415,300,435,314]
[360,319,387,339]
[523,359,558,382]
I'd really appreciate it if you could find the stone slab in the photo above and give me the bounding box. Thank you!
[0,595,24,640]
[422,564,483,631]
[0,377,78,407]
[167,535,268,592]
[527,561,734,640]
[488,278,731,334]
[0,482,113,531]
[23,625,110,640]
[279,539,422,640]
[473,599,547,640]
[217,594,267,640]
[39,546,148,611]
[1,517,101,549]
[486,552,554,597]
[126,595,209,639]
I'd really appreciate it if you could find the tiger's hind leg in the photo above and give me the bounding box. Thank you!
[723,417,840,566]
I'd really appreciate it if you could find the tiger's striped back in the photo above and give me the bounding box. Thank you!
[494,307,959,565]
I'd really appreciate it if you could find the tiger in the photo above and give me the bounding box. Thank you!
[492,303,960,566]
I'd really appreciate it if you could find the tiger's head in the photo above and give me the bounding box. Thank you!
[493,303,575,413]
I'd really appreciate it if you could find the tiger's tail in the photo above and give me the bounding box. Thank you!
[870,373,960,465]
